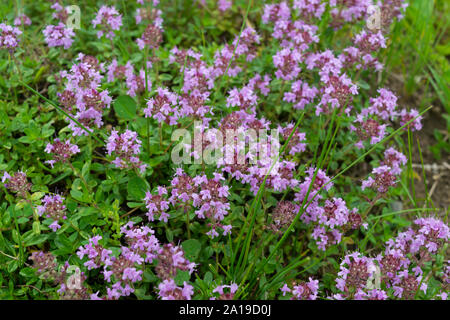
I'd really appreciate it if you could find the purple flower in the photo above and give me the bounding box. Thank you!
[381,147,407,175]
[262,2,291,24]
[350,114,387,149]
[158,279,194,300]
[37,194,67,232]
[106,129,147,173]
[92,6,122,39]
[45,138,80,168]
[1,171,32,198]
[399,108,422,131]
[0,23,22,51]
[144,87,179,125]
[363,88,398,121]
[281,277,319,300]
[218,0,232,12]
[212,283,238,300]
[362,165,398,194]
[293,0,326,19]
[43,23,75,49]
[136,24,163,50]
[284,80,318,110]
[144,187,170,222]
[273,48,302,81]
[14,14,31,26]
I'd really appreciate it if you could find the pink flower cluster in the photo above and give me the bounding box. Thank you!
[106,129,147,174]
[0,23,22,51]
[78,223,179,300]
[168,169,232,238]
[351,87,422,148]
[362,147,406,199]
[137,22,163,50]
[144,87,179,124]
[399,108,423,131]
[211,283,238,300]
[135,8,163,26]
[92,6,122,40]
[218,0,232,13]
[268,201,299,234]
[144,186,170,222]
[45,138,80,168]
[158,279,194,300]
[14,14,31,26]
[280,277,319,300]
[2,171,32,198]
[58,54,111,135]
[43,23,75,49]
[283,79,318,110]
[37,194,67,232]
[107,59,152,97]
[333,216,448,300]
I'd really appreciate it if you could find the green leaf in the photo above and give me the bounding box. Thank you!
[182,239,201,260]
[24,234,48,247]
[113,95,137,120]
[32,221,41,235]
[19,267,37,278]
[127,176,148,200]
[174,270,190,285]
[70,189,90,203]
[7,260,19,273]
[30,192,45,201]
[12,229,20,245]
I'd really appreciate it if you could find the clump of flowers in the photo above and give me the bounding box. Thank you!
[43,23,75,49]
[362,165,398,195]
[57,56,112,135]
[158,279,194,300]
[2,171,32,198]
[106,129,147,173]
[0,23,22,51]
[278,123,307,156]
[350,114,387,149]
[144,186,170,222]
[211,283,239,300]
[30,251,90,299]
[45,138,80,168]
[283,79,318,110]
[14,14,32,26]
[144,87,179,124]
[262,2,291,24]
[281,278,319,300]
[30,251,59,280]
[191,172,232,238]
[226,85,258,111]
[268,201,299,234]
[273,48,302,81]
[92,6,122,39]
[135,7,163,26]
[78,223,196,300]
[399,108,423,131]
[333,252,376,299]
[331,216,448,300]
[215,0,231,13]
[37,194,67,232]
[155,243,196,280]
[295,167,333,206]
[363,88,398,121]
[77,235,112,270]
[381,147,407,175]
[137,23,163,50]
